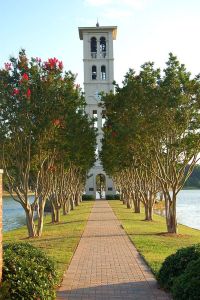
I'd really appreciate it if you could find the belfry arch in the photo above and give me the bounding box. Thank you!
[96,174,106,199]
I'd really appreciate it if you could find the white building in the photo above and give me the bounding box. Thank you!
[78,23,117,198]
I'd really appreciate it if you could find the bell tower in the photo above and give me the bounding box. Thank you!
[79,23,117,198]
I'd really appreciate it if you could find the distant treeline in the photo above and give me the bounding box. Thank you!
[184,165,200,188]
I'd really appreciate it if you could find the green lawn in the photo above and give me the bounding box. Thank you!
[109,200,200,276]
[3,201,94,282]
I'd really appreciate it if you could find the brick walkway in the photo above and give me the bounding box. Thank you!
[57,201,171,300]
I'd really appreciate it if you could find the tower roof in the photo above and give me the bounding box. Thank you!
[78,26,117,40]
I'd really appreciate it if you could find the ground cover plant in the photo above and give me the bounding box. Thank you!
[172,258,200,299]
[157,244,200,290]
[2,243,58,300]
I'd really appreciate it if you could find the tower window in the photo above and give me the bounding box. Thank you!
[100,37,106,58]
[91,37,97,58]
[101,65,106,80]
[92,65,97,80]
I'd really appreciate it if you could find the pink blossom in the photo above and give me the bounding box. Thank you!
[4,63,12,71]
[22,73,29,81]
[58,61,63,70]
[36,57,41,63]
[12,88,20,95]
[44,57,63,71]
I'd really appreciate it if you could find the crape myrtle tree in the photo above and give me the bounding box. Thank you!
[151,54,200,233]
[101,54,200,232]
[48,109,96,223]
[0,50,96,237]
[100,66,161,219]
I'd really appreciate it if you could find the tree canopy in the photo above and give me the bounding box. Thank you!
[100,53,200,233]
[0,50,96,237]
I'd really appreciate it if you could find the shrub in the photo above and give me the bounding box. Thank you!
[106,194,120,200]
[157,244,200,290]
[44,199,52,212]
[82,194,95,200]
[172,258,200,299]
[2,243,58,300]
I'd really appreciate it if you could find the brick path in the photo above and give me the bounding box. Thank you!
[57,201,171,300]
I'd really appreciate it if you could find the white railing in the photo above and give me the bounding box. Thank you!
[91,52,97,58]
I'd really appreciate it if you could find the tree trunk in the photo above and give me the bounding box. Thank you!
[37,198,46,237]
[126,194,132,208]
[121,192,126,205]
[25,209,36,238]
[165,193,178,233]
[55,209,60,222]
[63,201,68,215]
[66,199,71,213]
[144,203,153,221]
[74,192,79,206]
[133,194,141,213]
[51,202,56,223]
[70,197,74,210]
[134,200,141,213]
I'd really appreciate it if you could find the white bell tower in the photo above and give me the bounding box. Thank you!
[79,23,117,198]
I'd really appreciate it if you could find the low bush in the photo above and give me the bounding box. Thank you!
[172,257,200,299]
[1,243,58,300]
[82,194,95,200]
[44,199,52,212]
[157,244,200,290]
[106,194,120,200]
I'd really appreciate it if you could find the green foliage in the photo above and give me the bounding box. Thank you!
[184,165,200,188]
[172,258,200,299]
[0,282,11,300]
[157,244,200,290]
[44,199,52,212]
[106,194,120,200]
[3,201,94,283]
[82,194,95,200]
[0,49,96,237]
[101,53,200,233]
[2,243,58,300]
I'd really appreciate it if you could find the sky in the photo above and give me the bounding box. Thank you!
[1,0,200,87]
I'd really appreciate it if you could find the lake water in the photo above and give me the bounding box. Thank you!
[2,190,200,232]
[176,190,200,230]
[2,195,35,232]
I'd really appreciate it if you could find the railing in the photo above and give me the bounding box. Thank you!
[91,52,106,58]
[100,51,106,58]
[91,52,97,58]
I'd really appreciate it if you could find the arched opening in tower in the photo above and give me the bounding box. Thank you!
[96,174,106,199]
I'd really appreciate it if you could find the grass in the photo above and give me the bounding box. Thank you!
[3,200,94,282]
[109,200,200,276]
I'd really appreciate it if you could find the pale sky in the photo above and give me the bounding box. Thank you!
[1,0,200,87]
